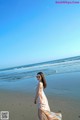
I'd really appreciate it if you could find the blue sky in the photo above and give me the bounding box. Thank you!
[0,0,80,68]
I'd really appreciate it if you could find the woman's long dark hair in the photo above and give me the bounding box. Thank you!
[37,72,47,89]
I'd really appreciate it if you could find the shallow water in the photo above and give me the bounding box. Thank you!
[0,57,80,101]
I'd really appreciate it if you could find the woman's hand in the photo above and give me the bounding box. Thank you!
[34,98,37,104]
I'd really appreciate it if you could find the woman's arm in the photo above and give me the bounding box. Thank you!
[34,82,42,104]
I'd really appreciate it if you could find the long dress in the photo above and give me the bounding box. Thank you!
[35,81,62,120]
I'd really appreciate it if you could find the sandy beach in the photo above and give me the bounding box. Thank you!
[0,87,80,120]
[0,71,80,120]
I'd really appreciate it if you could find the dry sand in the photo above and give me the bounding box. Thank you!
[0,89,80,120]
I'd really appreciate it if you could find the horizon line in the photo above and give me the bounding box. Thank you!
[0,55,80,71]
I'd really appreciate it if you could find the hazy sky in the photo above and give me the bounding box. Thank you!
[0,0,80,68]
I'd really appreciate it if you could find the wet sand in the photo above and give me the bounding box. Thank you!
[0,89,80,120]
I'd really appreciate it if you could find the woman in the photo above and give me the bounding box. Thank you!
[34,72,62,120]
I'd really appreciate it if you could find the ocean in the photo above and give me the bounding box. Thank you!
[0,56,80,100]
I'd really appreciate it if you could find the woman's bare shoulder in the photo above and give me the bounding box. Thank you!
[39,81,43,84]
[39,81,43,87]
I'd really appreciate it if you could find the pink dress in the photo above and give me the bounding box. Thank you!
[36,81,62,120]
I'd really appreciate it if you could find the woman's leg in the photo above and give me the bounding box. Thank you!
[40,109,60,120]
[38,108,47,120]
[38,108,41,120]
[38,108,53,120]
[38,108,44,120]
[38,108,60,120]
